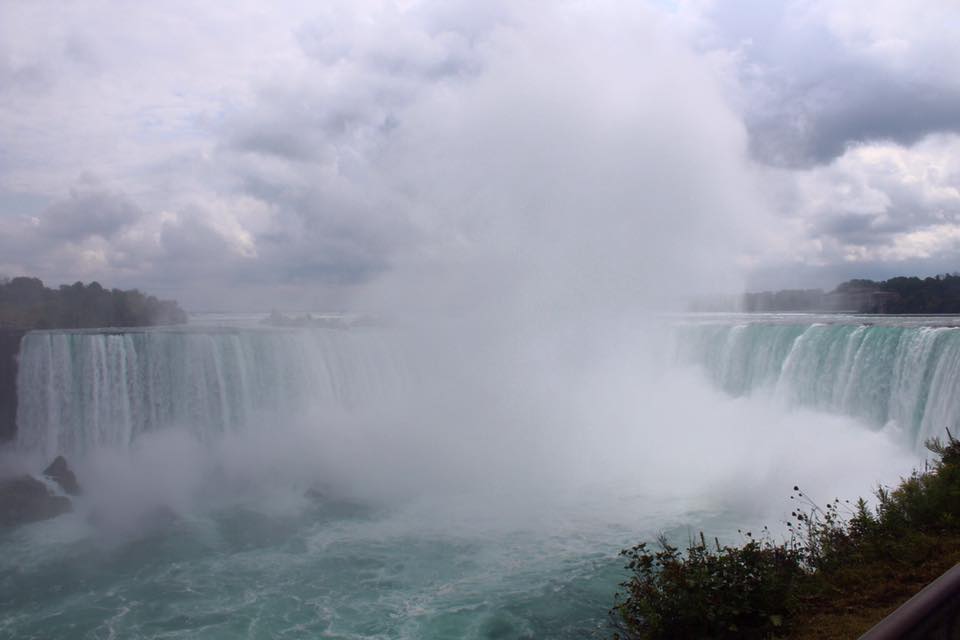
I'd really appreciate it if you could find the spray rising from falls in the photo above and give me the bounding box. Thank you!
[3,320,928,640]
[19,320,960,460]
[15,328,410,458]
[676,321,960,447]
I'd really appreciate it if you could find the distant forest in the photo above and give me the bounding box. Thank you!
[0,277,187,329]
[743,273,960,314]
[839,274,960,313]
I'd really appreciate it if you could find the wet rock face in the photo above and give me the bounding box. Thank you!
[43,456,80,496]
[0,330,25,442]
[0,456,81,527]
[0,475,71,527]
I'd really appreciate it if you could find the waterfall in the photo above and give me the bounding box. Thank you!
[676,321,960,447]
[15,327,409,458]
[17,319,960,458]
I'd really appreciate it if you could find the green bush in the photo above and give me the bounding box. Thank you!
[613,531,803,639]
[612,430,960,640]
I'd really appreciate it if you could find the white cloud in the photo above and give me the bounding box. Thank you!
[1,0,958,304]
[751,135,960,271]
[686,0,960,166]
[0,1,769,308]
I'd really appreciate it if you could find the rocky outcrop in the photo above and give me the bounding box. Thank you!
[0,457,80,527]
[43,455,80,495]
[0,475,71,527]
[0,329,25,441]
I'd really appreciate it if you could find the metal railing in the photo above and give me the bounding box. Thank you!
[859,563,960,639]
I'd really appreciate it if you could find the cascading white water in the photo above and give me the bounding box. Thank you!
[20,320,960,458]
[3,317,928,640]
[15,327,410,458]
[676,320,960,447]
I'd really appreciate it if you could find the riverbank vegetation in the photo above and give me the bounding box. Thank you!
[740,273,960,313]
[836,274,960,314]
[0,276,186,329]
[611,430,960,639]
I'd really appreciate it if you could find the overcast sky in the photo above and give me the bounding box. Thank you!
[1,1,959,309]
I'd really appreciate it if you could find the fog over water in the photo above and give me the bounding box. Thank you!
[1,2,950,638]
[1,315,923,638]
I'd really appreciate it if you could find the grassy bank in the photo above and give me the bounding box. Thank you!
[611,431,960,639]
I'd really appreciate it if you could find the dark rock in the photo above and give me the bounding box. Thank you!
[0,329,25,442]
[43,455,80,496]
[0,475,71,527]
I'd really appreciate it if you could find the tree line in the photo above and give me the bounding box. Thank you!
[834,273,960,313]
[0,277,187,329]
[742,273,960,313]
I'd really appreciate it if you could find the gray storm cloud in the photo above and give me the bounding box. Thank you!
[0,1,959,303]
[41,188,144,240]
[700,0,960,167]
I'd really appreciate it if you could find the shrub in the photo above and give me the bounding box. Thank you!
[612,531,803,639]
[612,429,960,640]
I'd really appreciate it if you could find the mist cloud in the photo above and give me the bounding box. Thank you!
[1,1,958,304]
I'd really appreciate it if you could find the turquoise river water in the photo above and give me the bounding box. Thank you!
[1,313,952,639]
